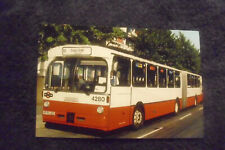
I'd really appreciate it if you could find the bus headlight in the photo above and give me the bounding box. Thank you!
[97,106,104,114]
[44,101,50,107]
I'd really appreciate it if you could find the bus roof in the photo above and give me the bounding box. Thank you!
[48,44,201,77]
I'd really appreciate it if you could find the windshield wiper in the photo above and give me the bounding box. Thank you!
[82,84,92,95]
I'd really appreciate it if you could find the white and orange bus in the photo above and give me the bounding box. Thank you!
[42,45,203,131]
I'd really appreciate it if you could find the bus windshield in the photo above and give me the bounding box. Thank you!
[45,58,108,93]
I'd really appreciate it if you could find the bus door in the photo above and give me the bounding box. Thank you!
[110,56,131,127]
[47,60,64,93]
[181,72,187,108]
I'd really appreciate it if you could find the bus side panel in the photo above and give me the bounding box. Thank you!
[144,100,176,120]
[179,98,183,110]
[186,96,195,107]
[109,86,132,130]
[198,94,203,103]
[187,87,202,107]
[108,106,132,131]
[132,88,182,120]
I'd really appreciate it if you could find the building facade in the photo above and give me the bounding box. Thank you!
[106,27,137,52]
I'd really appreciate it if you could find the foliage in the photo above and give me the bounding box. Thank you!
[38,24,126,61]
[38,25,200,73]
[173,32,201,73]
[132,29,200,73]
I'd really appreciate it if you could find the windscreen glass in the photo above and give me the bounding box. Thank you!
[45,58,107,93]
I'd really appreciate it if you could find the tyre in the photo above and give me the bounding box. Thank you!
[132,106,144,130]
[194,96,198,106]
[174,101,179,114]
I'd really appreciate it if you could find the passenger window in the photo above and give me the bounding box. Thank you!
[159,67,166,88]
[187,74,192,88]
[194,76,200,88]
[132,61,146,87]
[175,71,180,88]
[168,69,174,88]
[192,76,197,88]
[188,74,196,88]
[147,64,157,87]
[192,75,195,88]
[197,76,200,87]
[111,56,131,86]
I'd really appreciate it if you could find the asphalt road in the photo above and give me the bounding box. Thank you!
[36,104,203,138]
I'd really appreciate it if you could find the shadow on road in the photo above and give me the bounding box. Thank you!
[44,122,132,138]
[43,112,179,138]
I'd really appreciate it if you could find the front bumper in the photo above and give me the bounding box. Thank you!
[42,100,110,131]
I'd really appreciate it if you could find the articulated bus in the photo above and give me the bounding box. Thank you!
[42,45,203,131]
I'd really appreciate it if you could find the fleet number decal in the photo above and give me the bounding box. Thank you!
[92,96,105,102]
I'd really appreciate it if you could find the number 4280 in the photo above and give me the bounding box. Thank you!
[92,96,105,102]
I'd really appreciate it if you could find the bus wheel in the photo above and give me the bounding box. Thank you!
[174,101,179,114]
[194,96,198,106]
[132,106,144,130]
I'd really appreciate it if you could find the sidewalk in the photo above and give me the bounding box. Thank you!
[36,104,42,115]
[36,104,44,128]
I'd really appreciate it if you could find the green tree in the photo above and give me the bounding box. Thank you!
[133,29,177,64]
[132,29,200,73]
[174,32,201,73]
[38,24,126,61]
[38,25,201,74]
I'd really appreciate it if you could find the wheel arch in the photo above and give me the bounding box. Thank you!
[195,94,198,105]
[175,97,180,113]
[135,101,145,113]
[176,97,180,107]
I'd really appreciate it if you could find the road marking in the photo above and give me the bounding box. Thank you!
[179,113,192,120]
[137,127,163,138]
[199,107,203,111]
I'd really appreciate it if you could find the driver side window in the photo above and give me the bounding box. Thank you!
[111,56,131,86]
